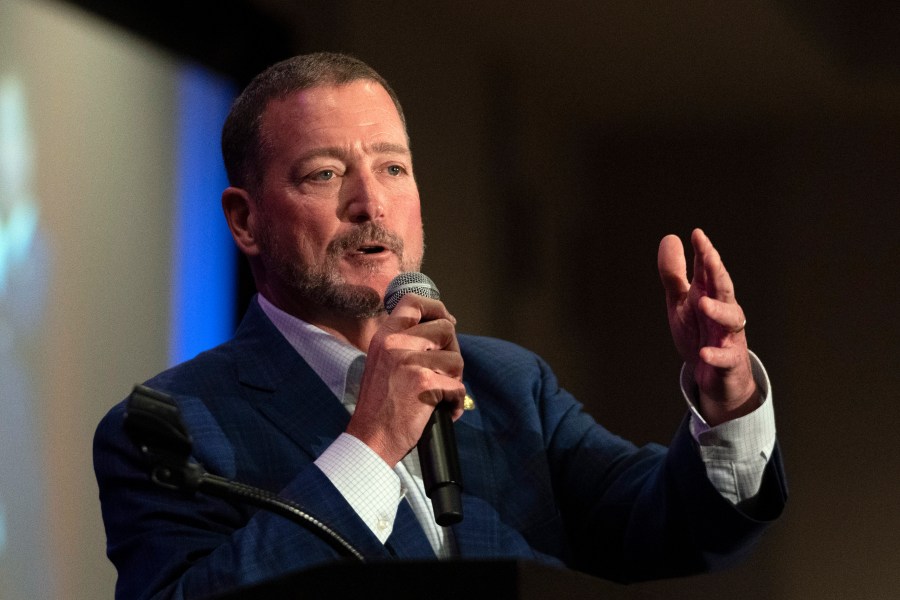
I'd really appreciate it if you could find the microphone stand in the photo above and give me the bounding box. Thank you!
[124,384,365,562]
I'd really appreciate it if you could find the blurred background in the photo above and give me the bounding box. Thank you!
[0,0,897,597]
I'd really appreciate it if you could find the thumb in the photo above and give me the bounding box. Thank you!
[658,234,689,304]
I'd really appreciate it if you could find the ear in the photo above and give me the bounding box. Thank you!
[221,186,261,257]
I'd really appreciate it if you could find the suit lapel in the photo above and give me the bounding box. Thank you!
[229,299,351,461]
[229,300,495,558]
[385,498,436,558]
[448,391,502,556]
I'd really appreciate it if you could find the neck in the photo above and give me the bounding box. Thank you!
[304,311,384,352]
[259,288,384,352]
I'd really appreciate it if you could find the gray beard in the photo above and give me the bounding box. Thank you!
[292,266,386,319]
[260,221,423,319]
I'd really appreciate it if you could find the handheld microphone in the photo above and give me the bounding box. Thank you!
[384,272,463,526]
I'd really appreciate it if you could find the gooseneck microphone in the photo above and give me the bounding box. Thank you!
[123,384,365,561]
[384,272,464,526]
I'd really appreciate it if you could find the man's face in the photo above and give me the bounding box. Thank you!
[251,80,424,318]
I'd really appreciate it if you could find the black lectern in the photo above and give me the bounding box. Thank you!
[208,559,660,599]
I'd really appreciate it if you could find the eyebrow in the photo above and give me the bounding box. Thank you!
[298,142,411,163]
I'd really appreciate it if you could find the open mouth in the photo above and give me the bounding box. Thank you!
[356,244,387,255]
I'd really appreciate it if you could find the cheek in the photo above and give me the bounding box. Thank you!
[287,205,339,255]
[401,193,423,232]
[404,215,425,262]
[295,227,337,263]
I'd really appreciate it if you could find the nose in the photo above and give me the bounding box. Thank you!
[343,170,385,223]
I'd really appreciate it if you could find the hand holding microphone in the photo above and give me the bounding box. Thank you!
[345,273,465,526]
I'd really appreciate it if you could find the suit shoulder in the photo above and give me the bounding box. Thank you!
[458,333,552,384]
[99,339,240,425]
[458,333,535,358]
[144,340,238,395]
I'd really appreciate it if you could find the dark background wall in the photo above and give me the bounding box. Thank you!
[71,1,900,598]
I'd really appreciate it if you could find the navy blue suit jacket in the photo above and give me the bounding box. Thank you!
[94,298,786,599]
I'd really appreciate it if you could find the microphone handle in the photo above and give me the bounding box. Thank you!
[383,272,463,526]
[417,401,463,526]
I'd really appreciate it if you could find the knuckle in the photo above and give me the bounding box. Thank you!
[382,331,406,349]
[411,367,434,390]
[438,319,458,345]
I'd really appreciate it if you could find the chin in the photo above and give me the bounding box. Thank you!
[341,269,395,294]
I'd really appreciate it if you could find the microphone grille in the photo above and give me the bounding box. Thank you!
[384,272,440,314]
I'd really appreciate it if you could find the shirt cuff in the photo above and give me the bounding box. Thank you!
[680,350,778,504]
[314,432,403,543]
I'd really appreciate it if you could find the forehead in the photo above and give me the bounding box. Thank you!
[259,80,408,149]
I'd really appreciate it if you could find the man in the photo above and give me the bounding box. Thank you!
[94,53,786,600]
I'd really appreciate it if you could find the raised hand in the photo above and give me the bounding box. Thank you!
[657,228,760,426]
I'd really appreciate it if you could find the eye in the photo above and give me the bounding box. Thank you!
[386,165,403,176]
[312,169,335,181]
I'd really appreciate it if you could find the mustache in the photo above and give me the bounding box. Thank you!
[327,222,405,257]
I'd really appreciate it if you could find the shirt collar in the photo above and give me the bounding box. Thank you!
[257,294,365,407]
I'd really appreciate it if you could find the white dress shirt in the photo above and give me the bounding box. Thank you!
[258,295,776,559]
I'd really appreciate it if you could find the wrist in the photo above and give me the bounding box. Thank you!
[699,385,761,426]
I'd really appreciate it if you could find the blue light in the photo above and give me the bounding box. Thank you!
[169,65,237,365]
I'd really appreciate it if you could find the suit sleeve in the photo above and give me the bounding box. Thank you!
[93,402,388,600]
[529,351,787,582]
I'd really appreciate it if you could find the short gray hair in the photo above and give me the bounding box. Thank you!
[221,52,406,190]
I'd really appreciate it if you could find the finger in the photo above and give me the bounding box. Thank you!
[698,237,738,305]
[403,348,465,380]
[698,296,746,333]
[658,234,690,304]
[384,318,460,353]
[690,228,710,288]
[412,372,468,419]
[388,294,457,328]
[699,345,747,370]
[430,380,468,418]
[410,319,461,353]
